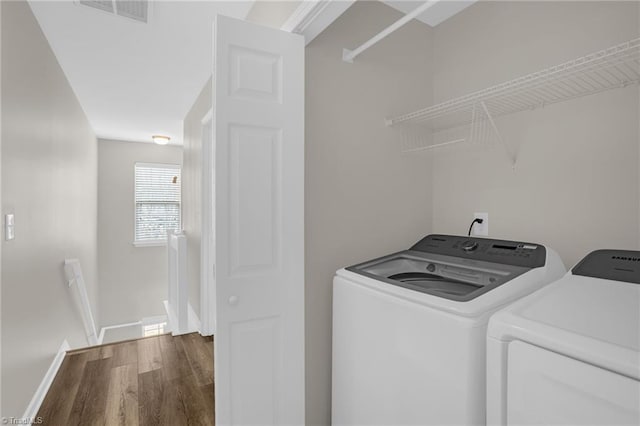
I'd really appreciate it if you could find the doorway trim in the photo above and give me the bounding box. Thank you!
[200,108,215,336]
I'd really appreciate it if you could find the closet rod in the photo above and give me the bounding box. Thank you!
[342,0,439,63]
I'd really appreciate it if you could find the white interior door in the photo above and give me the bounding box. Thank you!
[212,15,305,426]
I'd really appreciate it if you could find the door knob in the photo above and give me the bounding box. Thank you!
[228,295,239,306]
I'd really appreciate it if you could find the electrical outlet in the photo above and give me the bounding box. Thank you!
[473,212,489,236]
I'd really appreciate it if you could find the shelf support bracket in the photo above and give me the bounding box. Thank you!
[480,101,516,168]
[342,0,440,63]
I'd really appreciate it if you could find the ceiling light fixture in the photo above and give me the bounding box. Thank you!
[152,135,170,145]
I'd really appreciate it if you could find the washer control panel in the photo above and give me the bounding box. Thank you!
[410,234,546,268]
[461,240,479,252]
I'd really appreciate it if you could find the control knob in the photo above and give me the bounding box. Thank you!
[461,240,479,252]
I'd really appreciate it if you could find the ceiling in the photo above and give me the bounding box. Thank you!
[29,0,253,145]
[382,0,476,27]
[28,0,474,146]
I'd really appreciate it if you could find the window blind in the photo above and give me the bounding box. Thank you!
[134,163,181,243]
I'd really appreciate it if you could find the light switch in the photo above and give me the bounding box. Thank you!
[5,214,15,241]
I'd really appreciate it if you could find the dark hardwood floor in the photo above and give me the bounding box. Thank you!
[36,333,214,426]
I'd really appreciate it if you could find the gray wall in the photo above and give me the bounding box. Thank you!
[305,2,434,424]
[430,1,640,268]
[1,0,98,416]
[98,139,182,326]
[182,78,211,320]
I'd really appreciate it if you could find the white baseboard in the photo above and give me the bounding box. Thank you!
[97,321,142,345]
[163,300,201,336]
[22,339,70,424]
[97,315,169,344]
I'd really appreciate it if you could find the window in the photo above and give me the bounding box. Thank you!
[134,163,181,245]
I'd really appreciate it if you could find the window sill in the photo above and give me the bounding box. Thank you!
[133,240,167,248]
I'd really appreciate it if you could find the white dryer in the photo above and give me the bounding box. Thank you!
[487,249,640,426]
[332,234,565,426]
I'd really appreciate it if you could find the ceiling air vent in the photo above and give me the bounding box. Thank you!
[115,1,148,23]
[79,0,114,13]
[77,0,149,24]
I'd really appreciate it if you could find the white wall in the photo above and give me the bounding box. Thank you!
[182,78,211,320]
[98,139,182,326]
[430,1,640,268]
[1,0,98,416]
[305,2,434,423]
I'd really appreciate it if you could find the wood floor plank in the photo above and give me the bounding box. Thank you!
[112,341,138,367]
[100,344,115,359]
[203,335,214,363]
[157,376,187,425]
[159,374,214,426]
[67,357,113,426]
[177,333,214,386]
[200,382,216,425]
[138,369,164,426]
[104,364,139,426]
[37,352,89,425]
[137,336,162,374]
[158,334,188,382]
[86,344,115,361]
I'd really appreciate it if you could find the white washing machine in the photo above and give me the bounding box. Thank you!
[487,249,640,426]
[332,234,566,426]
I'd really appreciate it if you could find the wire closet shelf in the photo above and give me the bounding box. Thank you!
[387,37,640,153]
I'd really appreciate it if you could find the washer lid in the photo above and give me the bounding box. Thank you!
[518,274,640,352]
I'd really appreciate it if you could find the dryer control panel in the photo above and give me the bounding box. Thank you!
[410,234,546,268]
[572,249,640,284]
